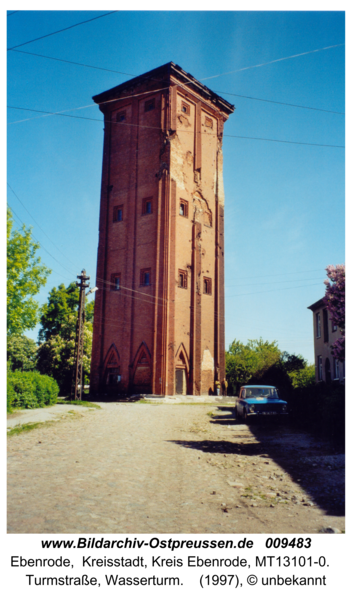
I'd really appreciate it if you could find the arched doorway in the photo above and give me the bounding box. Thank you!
[131,343,152,394]
[175,344,189,395]
[103,344,121,393]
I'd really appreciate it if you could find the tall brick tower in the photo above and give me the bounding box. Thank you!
[90,62,234,396]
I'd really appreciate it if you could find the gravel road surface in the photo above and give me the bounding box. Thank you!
[7,401,344,534]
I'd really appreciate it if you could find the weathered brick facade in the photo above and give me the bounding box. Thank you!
[90,63,234,396]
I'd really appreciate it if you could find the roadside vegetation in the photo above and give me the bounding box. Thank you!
[7,204,344,443]
[225,338,315,397]
[57,399,101,409]
[225,266,344,446]
[225,337,344,447]
[36,282,94,395]
[7,368,59,412]
[7,209,94,412]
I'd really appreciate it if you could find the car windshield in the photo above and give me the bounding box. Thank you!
[246,387,279,399]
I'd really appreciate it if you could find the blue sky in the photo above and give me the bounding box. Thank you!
[7,10,345,363]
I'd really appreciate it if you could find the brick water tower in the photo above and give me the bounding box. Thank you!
[90,62,234,396]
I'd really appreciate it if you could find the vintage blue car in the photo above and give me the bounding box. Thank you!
[236,385,288,420]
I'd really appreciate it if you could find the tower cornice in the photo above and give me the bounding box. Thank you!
[92,62,235,117]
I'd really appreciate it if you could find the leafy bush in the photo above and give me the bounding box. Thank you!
[226,338,316,396]
[288,382,345,448]
[7,334,38,371]
[37,315,92,395]
[248,361,293,399]
[226,338,282,394]
[7,370,59,411]
[289,365,315,388]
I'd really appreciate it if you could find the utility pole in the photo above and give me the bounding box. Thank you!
[72,270,90,401]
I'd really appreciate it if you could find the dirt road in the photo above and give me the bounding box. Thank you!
[7,401,344,534]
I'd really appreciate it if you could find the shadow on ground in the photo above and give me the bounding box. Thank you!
[169,406,345,517]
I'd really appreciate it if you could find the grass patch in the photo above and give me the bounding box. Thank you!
[57,400,101,409]
[207,410,216,417]
[136,400,162,404]
[7,410,86,437]
[7,422,48,436]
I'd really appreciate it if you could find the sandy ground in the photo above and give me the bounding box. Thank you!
[7,400,344,534]
[7,403,94,429]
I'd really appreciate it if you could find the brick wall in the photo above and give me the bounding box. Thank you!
[90,64,234,395]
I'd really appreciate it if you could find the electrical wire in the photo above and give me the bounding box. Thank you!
[213,89,344,115]
[226,282,322,298]
[7,11,118,51]
[225,276,323,288]
[7,191,328,312]
[95,283,166,310]
[96,271,326,315]
[7,11,19,17]
[225,267,325,280]
[200,43,345,81]
[10,48,136,77]
[9,48,344,115]
[7,87,170,125]
[7,203,77,278]
[7,182,80,271]
[78,279,323,334]
[95,276,167,307]
[224,133,344,149]
[7,104,344,149]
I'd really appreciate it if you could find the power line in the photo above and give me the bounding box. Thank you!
[227,282,322,298]
[10,48,344,116]
[81,277,324,329]
[7,203,76,278]
[224,133,344,149]
[7,11,19,16]
[201,43,345,81]
[225,268,325,281]
[8,195,172,309]
[8,195,327,311]
[7,182,80,271]
[8,104,105,122]
[95,283,166,310]
[7,104,344,149]
[95,276,167,307]
[10,48,135,77]
[213,90,344,115]
[7,87,170,124]
[225,276,323,288]
[7,11,118,51]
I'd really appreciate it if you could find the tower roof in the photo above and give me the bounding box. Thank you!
[93,61,234,115]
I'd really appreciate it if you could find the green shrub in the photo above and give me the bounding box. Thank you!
[288,382,345,448]
[7,370,59,411]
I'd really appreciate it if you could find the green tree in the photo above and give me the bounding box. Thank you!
[226,338,281,393]
[37,316,93,394]
[39,282,94,342]
[247,338,282,378]
[7,334,38,371]
[226,339,313,395]
[289,365,315,388]
[7,208,51,334]
[37,282,94,394]
[281,352,307,372]
[226,340,260,393]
